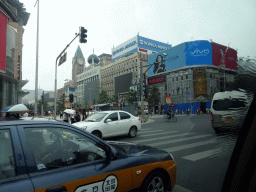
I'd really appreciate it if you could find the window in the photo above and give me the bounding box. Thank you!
[181,76,183,80]
[0,129,16,180]
[106,112,118,121]
[186,75,188,79]
[24,127,107,172]
[176,77,178,81]
[119,112,131,120]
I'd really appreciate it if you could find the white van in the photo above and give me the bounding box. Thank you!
[210,90,250,133]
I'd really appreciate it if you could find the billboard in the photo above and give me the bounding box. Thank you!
[148,40,214,76]
[137,36,171,54]
[112,36,138,61]
[115,72,133,94]
[0,12,7,73]
[148,43,186,76]
[185,41,213,66]
[112,36,171,61]
[211,42,237,70]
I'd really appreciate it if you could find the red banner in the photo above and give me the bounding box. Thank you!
[0,12,7,73]
[211,42,237,70]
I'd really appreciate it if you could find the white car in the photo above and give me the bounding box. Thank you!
[72,111,141,139]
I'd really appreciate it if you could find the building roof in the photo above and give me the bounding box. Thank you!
[98,53,112,58]
[88,54,100,64]
[74,45,84,58]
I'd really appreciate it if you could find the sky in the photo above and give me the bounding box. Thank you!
[20,0,256,91]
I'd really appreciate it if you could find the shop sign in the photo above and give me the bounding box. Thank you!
[148,76,166,85]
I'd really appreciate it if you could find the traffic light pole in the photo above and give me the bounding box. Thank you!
[54,33,80,120]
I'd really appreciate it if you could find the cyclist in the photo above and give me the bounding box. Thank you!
[167,107,173,119]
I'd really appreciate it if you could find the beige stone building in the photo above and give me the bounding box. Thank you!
[101,52,148,97]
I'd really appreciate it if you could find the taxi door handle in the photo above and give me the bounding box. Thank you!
[45,186,66,192]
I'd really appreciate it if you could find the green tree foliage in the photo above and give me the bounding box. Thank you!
[25,103,34,111]
[98,90,109,104]
[110,92,119,103]
[57,94,65,111]
[146,85,160,107]
[38,100,49,112]
[125,89,137,104]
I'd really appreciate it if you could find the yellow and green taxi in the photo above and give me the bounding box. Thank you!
[0,120,176,192]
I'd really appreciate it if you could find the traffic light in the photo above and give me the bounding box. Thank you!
[79,27,87,43]
[69,94,74,103]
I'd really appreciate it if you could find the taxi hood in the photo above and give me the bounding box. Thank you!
[106,141,168,157]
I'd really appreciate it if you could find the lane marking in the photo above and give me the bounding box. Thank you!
[181,148,222,161]
[171,185,194,192]
[140,131,179,137]
[134,131,180,143]
[139,130,165,134]
[148,134,213,147]
[165,138,218,153]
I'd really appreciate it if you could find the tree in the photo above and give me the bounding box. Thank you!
[146,85,160,113]
[25,103,34,112]
[38,100,48,113]
[98,90,109,104]
[110,92,119,103]
[125,89,137,104]
[57,93,65,111]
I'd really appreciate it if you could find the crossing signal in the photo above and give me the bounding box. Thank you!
[79,27,87,43]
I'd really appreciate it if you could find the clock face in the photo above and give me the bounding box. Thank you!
[78,58,83,64]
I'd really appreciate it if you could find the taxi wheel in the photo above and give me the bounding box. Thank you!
[128,126,137,138]
[141,171,167,192]
[92,131,102,139]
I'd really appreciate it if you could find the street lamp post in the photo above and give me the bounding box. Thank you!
[34,0,40,116]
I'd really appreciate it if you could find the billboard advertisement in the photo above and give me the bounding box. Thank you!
[148,43,186,76]
[112,36,138,61]
[137,36,171,54]
[185,41,213,66]
[115,72,133,94]
[0,12,7,73]
[211,42,237,70]
[112,36,171,62]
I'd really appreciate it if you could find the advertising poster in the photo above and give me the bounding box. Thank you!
[193,68,207,99]
[147,43,186,76]
[138,36,171,54]
[112,36,138,61]
[185,41,213,66]
[165,95,171,104]
[211,42,237,70]
[0,12,7,73]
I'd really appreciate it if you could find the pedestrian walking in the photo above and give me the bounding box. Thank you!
[63,112,69,123]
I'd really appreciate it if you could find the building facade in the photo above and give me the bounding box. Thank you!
[101,52,148,97]
[147,40,238,113]
[98,53,112,67]
[0,0,30,111]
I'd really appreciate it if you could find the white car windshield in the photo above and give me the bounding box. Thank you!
[85,113,108,122]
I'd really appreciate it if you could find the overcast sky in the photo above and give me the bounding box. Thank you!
[20,0,256,91]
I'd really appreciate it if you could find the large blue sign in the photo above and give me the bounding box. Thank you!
[185,41,213,65]
[148,43,186,76]
[148,40,213,76]
[138,36,171,53]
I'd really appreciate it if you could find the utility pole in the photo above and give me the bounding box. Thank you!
[34,0,40,116]
[140,61,144,122]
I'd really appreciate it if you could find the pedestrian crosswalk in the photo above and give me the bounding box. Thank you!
[130,128,237,162]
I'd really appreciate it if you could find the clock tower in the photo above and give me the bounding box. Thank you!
[72,45,85,83]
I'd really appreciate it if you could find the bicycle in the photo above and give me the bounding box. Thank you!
[163,114,177,122]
